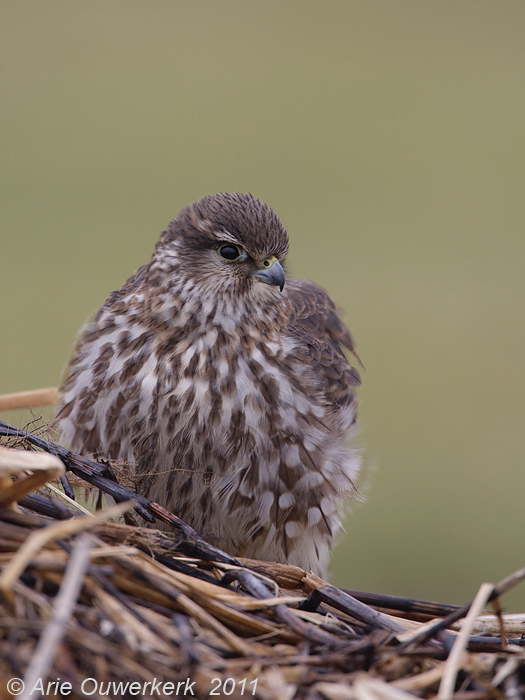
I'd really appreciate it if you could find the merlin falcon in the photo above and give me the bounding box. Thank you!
[56,193,362,576]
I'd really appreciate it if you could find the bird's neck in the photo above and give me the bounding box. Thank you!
[143,269,285,336]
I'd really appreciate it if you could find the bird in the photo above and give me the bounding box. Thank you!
[55,193,362,576]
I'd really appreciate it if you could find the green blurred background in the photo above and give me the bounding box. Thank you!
[1,1,524,610]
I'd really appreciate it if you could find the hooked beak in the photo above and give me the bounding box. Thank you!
[252,257,285,292]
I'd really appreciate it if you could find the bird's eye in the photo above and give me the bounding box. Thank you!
[219,244,243,261]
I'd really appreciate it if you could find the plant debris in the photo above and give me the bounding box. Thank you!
[1,419,525,700]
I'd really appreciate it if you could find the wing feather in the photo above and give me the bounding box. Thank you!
[285,279,361,408]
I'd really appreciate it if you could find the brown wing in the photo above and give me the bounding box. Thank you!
[285,279,361,408]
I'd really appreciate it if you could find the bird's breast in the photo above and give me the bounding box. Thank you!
[159,328,315,441]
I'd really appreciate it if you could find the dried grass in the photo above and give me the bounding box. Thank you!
[0,419,524,699]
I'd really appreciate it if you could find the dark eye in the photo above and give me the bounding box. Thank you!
[219,244,242,261]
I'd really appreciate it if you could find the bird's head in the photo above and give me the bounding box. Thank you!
[150,193,290,312]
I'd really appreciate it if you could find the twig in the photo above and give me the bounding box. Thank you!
[235,569,349,648]
[492,657,520,688]
[394,662,447,692]
[43,481,94,516]
[306,574,405,634]
[397,564,525,651]
[0,388,58,412]
[0,447,64,508]
[437,582,493,700]
[344,588,460,620]
[492,565,525,598]
[19,492,81,520]
[0,500,134,592]
[503,673,522,700]
[316,585,406,634]
[19,533,93,700]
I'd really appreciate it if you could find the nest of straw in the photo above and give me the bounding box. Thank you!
[0,419,524,700]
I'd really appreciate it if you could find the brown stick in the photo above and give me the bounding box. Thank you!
[0,388,58,412]
[399,564,525,652]
[343,589,460,620]
[19,533,93,700]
